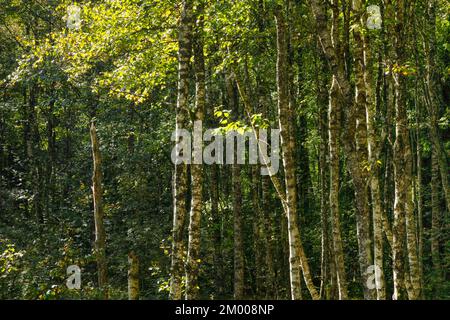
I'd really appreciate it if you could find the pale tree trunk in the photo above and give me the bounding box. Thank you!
[412,14,425,293]
[365,43,386,299]
[128,251,139,300]
[349,0,375,300]
[367,39,387,303]
[90,121,108,298]
[368,138,386,299]
[391,0,421,300]
[317,62,337,299]
[392,4,408,299]
[382,67,395,252]
[310,0,349,299]
[185,8,206,299]
[401,1,421,300]
[170,0,192,300]
[288,4,303,298]
[275,6,318,300]
[315,39,338,300]
[329,78,348,301]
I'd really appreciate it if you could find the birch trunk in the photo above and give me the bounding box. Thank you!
[128,251,139,300]
[310,0,350,299]
[90,121,108,297]
[391,0,421,300]
[185,9,206,299]
[366,45,386,299]
[350,0,374,300]
[170,0,192,300]
[366,46,386,298]
[275,6,318,300]
[318,65,336,299]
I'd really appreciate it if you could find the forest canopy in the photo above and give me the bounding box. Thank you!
[0,0,449,300]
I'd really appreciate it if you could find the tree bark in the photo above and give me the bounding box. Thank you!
[185,7,206,299]
[90,121,108,297]
[275,6,318,300]
[317,61,336,299]
[128,251,139,300]
[349,0,374,300]
[310,0,350,299]
[170,0,192,300]
[391,0,421,300]
[365,36,387,300]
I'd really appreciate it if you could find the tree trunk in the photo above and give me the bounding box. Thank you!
[350,0,375,300]
[170,0,192,300]
[128,251,139,300]
[185,8,206,299]
[275,6,318,300]
[276,5,301,300]
[329,78,349,301]
[90,121,108,297]
[391,0,421,300]
[310,0,350,299]
[365,35,387,299]
[318,65,336,299]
